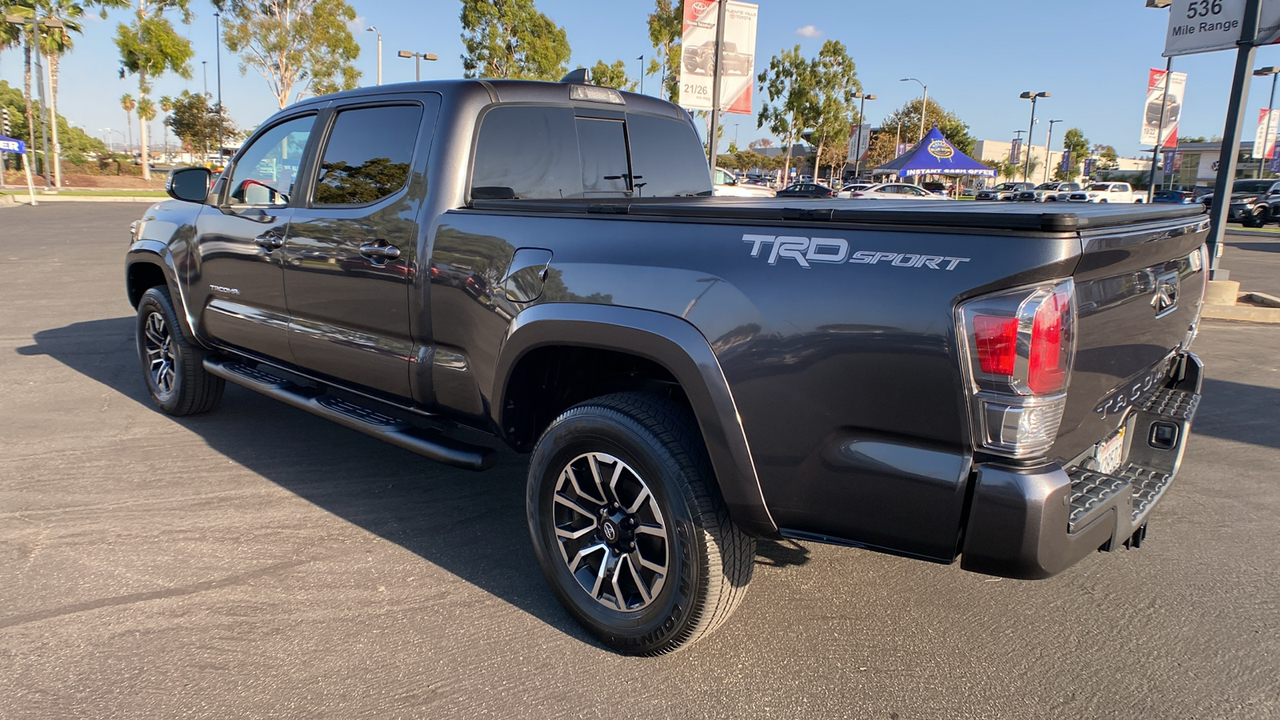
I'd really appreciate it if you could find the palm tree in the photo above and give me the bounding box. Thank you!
[158,94,172,158]
[33,1,129,185]
[120,92,134,155]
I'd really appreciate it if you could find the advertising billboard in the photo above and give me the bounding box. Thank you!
[678,0,758,115]
[1141,67,1186,148]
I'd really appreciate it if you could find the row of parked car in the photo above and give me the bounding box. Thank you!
[974,181,1149,203]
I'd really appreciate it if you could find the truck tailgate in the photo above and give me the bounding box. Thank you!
[1053,212,1210,465]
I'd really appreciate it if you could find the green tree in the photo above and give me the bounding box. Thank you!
[1177,135,1206,143]
[460,0,570,81]
[877,97,975,156]
[589,59,636,91]
[646,0,680,102]
[115,0,194,180]
[216,0,360,109]
[1060,127,1089,180]
[757,45,816,185]
[806,40,859,185]
[1093,143,1118,170]
[164,89,235,157]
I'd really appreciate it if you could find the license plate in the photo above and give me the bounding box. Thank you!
[1096,428,1126,476]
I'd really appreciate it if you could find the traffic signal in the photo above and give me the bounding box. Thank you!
[1,107,10,137]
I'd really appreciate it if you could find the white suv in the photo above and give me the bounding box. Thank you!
[1066,182,1142,203]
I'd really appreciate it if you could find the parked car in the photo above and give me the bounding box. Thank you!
[1209,179,1280,226]
[975,182,1035,201]
[776,182,835,198]
[1017,182,1082,202]
[837,183,872,198]
[1152,190,1197,204]
[1066,182,1142,203]
[846,182,951,200]
[713,167,776,197]
[128,74,1208,656]
[683,40,752,76]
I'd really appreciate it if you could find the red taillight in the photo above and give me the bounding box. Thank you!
[850,192,864,197]
[1028,288,1069,394]
[974,316,1017,376]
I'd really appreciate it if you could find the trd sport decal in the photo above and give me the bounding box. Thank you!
[744,234,971,270]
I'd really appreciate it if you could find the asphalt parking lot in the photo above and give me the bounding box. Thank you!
[1,203,1277,719]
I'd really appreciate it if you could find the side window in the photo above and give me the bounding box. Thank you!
[626,112,712,197]
[227,115,314,206]
[576,118,630,197]
[313,104,423,206]
[471,106,580,200]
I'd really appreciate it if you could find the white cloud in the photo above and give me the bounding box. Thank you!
[349,15,369,34]
[796,25,822,38]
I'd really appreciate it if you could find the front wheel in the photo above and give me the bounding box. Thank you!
[526,392,755,655]
[1245,206,1269,227]
[135,286,225,416]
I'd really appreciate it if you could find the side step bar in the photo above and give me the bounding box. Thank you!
[203,359,497,471]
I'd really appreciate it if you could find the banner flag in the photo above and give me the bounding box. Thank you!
[1141,68,1186,149]
[678,0,758,115]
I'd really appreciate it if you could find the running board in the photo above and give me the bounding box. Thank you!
[203,359,496,471]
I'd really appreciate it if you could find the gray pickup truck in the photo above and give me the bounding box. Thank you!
[126,76,1207,655]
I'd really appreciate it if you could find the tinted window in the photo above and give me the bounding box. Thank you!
[626,113,712,197]
[227,114,314,205]
[472,106,580,200]
[313,104,423,205]
[577,118,630,196]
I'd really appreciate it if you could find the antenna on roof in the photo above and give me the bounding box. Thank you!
[561,68,591,84]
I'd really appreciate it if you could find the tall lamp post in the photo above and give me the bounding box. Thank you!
[214,10,224,164]
[1044,118,1062,183]
[637,55,644,94]
[1019,91,1050,181]
[396,50,437,82]
[852,91,875,179]
[900,77,927,143]
[367,26,382,85]
[1254,66,1280,177]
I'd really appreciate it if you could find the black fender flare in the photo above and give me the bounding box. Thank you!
[492,303,778,538]
[125,240,201,345]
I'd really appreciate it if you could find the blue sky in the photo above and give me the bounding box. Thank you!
[2,0,1278,158]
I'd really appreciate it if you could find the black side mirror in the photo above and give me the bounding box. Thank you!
[167,167,212,203]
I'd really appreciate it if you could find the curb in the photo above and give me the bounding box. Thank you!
[1202,302,1280,324]
[0,194,159,204]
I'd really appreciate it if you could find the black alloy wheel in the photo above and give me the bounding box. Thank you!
[135,286,225,416]
[526,392,755,655]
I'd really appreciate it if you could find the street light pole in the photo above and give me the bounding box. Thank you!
[637,55,644,95]
[1019,91,1050,181]
[367,27,382,85]
[202,60,208,97]
[900,78,927,143]
[214,10,224,164]
[853,91,875,178]
[396,50,437,82]
[1045,119,1062,183]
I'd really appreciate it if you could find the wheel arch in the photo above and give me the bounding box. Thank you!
[126,242,201,344]
[493,303,778,538]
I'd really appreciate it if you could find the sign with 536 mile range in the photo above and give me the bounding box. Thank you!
[1165,0,1280,56]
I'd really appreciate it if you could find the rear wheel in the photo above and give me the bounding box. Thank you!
[1246,206,1269,227]
[135,286,224,416]
[526,392,755,655]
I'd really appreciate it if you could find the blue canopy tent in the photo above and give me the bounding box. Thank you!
[874,125,994,180]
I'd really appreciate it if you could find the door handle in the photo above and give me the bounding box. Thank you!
[360,243,401,260]
[254,232,284,250]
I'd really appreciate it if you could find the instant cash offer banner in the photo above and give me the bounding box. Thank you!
[678,0,757,115]
[1141,67,1186,148]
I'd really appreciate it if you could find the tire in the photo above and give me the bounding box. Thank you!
[1246,207,1269,227]
[135,286,225,416]
[526,392,755,655]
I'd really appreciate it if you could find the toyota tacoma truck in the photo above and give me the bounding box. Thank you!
[126,76,1208,656]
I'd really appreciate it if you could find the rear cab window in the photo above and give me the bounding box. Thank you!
[469,105,711,201]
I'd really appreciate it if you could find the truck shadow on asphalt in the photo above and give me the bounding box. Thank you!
[1196,377,1280,450]
[17,317,810,648]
